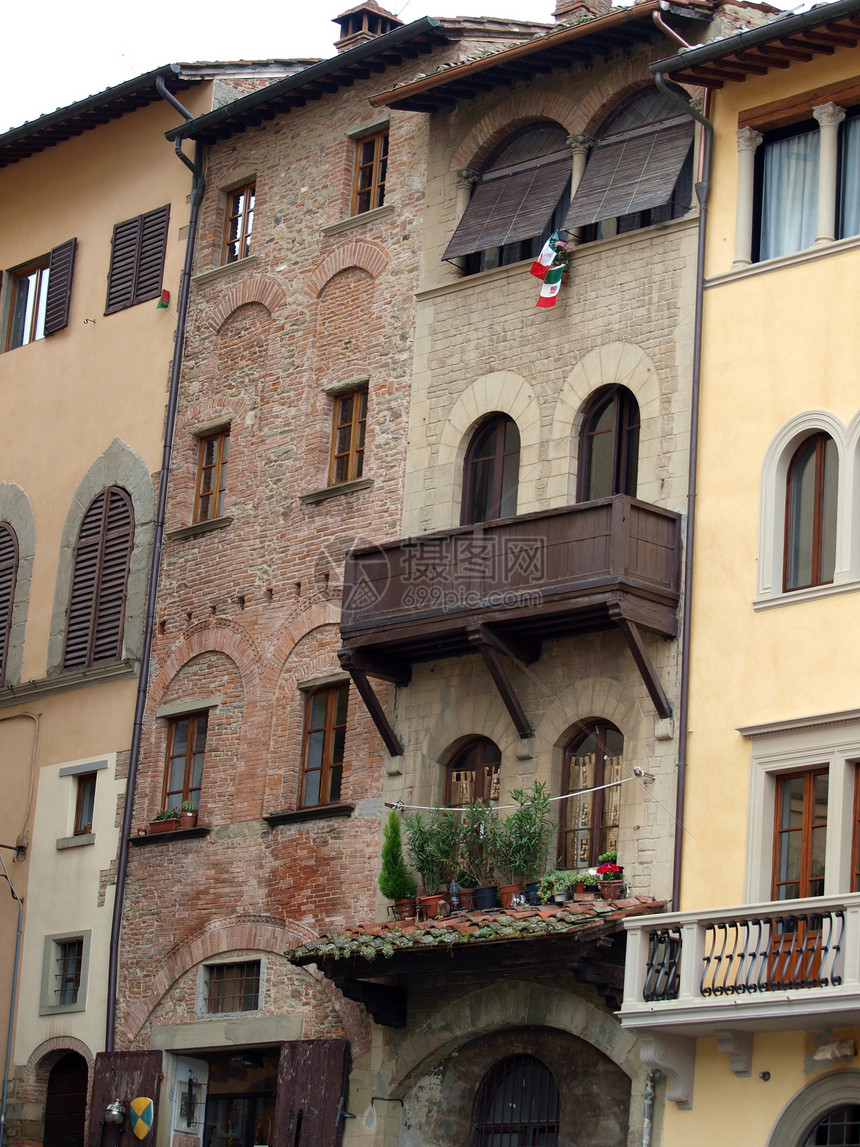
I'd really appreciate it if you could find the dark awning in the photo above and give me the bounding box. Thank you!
[564,115,693,228]
[443,151,570,261]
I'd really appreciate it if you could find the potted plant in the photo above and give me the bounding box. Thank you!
[497,781,555,905]
[538,870,580,904]
[596,851,625,900]
[149,808,180,834]
[378,810,417,920]
[460,800,500,909]
[404,807,461,915]
[179,800,198,829]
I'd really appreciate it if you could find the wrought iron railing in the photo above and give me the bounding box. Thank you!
[644,927,682,1001]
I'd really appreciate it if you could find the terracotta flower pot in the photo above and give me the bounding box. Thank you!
[458,887,475,911]
[179,811,198,830]
[393,897,416,921]
[599,881,624,901]
[149,818,180,834]
[498,882,523,908]
[418,893,446,918]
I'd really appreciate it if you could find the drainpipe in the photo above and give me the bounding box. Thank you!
[641,1068,660,1147]
[104,81,204,1051]
[0,850,24,1147]
[651,48,713,912]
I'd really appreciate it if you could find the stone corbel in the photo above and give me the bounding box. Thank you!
[715,1030,753,1077]
[638,1032,696,1109]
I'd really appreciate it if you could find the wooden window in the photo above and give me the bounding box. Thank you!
[194,428,229,522]
[352,130,388,216]
[74,773,97,836]
[105,205,170,314]
[773,768,828,900]
[474,1055,560,1146]
[63,487,134,670]
[462,414,520,525]
[578,386,640,502]
[163,712,208,810]
[0,523,18,688]
[300,685,348,808]
[784,432,837,592]
[853,766,860,893]
[329,388,367,485]
[6,239,76,350]
[446,739,501,807]
[222,181,255,264]
[559,722,623,869]
[55,938,84,1006]
[206,961,261,1013]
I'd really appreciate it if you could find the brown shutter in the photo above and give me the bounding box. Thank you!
[564,116,694,228]
[134,204,170,304]
[63,488,134,670]
[86,1050,162,1147]
[443,152,571,261]
[0,524,18,687]
[106,216,141,314]
[44,238,77,335]
[274,1039,351,1147]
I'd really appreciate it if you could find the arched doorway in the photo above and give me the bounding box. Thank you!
[43,1052,88,1147]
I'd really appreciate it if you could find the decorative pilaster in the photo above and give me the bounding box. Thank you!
[813,102,845,245]
[455,167,479,219]
[566,134,593,244]
[734,127,763,268]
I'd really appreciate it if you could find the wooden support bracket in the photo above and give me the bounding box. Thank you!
[467,623,534,739]
[339,648,404,758]
[608,604,673,720]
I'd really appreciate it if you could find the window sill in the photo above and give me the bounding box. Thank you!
[192,255,259,286]
[264,803,354,826]
[166,516,233,542]
[299,478,373,505]
[130,825,211,846]
[0,660,137,709]
[321,203,394,238]
[707,232,860,290]
[754,578,860,610]
[56,833,95,850]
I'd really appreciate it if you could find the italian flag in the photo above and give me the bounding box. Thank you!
[536,263,564,308]
[530,231,559,279]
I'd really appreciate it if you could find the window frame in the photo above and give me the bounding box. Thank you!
[772,767,829,900]
[299,684,349,809]
[783,431,837,592]
[558,721,624,869]
[461,414,520,526]
[445,738,502,807]
[351,130,388,216]
[222,181,256,265]
[39,930,91,1015]
[329,387,367,486]
[193,427,230,524]
[577,386,640,502]
[204,960,262,1014]
[74,773,97,836]
[474,1054,560,1146]
[162,711,209,811]
[7,258,49,350]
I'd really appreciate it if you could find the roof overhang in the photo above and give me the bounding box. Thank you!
[651,0,860,87]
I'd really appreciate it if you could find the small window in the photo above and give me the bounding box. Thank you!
[462,415,520,525]
[773,768,828,900]
[6,239,76,350]
[206,960,261,1013]
[163,712,208,810]
[40,931,91,1014]
[784,432,837,592]
[446,739,501,807]
[222,181,255,264]
[578,386,640,501]
[74,774,97,836]
[194,428,229,523]
[300,685,348,808]
[329,388,367,485]
[55,939,84,1005]
[352,131,388,216]
[559,722,623,868]
[105,205,170,314]
[474,1055,560,1146]
[0,523,19,688]
[756,121,820,262]
[802,1105,860,1145]
[839,110,860,239]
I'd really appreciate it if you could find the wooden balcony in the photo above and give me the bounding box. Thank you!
[338,497,681,754]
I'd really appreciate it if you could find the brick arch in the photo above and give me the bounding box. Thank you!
[27,1036,95,1073]
[577,69,658,138]
[208,275,286,333]
[392,980,640,1095]
[149,622,263,706]
[306,240,389,297]
[261,598,342,692]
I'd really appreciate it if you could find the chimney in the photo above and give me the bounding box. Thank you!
[333,1,404,53]
[553,0,612,20]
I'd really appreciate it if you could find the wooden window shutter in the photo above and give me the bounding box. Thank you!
[86,1051,162,1147]
[274,1039,351,1147]
[443,153,571,261]
[0,524,18,687]
[105,205,169,314]
[44,238,77,335]
[564,116,694,228]
[63,487,134,670]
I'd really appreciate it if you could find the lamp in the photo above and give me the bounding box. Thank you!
[104,1099,125,1125]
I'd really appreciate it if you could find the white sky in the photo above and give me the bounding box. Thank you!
[2,1,559,134]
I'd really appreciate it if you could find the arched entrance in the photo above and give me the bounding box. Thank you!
[43,1052,88,1147]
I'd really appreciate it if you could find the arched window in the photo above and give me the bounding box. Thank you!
[567,88,694,242]
[0,524,18,687]
[784,432,837,592]
[578,386,639,501]
[447,738,501,806]
[462,415,520,525]
[559,722,623,869]
[474,1055,560,1146]
[444,121,572,275]
[63,487,134,670]
[802,1104,860,1145]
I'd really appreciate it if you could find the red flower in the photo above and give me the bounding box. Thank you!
[596,862,623,877]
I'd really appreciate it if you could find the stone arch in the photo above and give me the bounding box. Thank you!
[0,484,35,688]
[577,70,660,139]
[767,1069,860,1147]
[547,344,662,507]
[47,439,155,675]
[422,371,541,533]
[208,275,286,333]
[451,98,579,173]
[306,241,389,297]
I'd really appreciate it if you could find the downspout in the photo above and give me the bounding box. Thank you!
[641,1068,660,1147]
[0,850,24,1147]
[651,41,713,912]
[104,81,204,1050]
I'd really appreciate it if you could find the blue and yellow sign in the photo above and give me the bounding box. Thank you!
[129,1097,154,1140]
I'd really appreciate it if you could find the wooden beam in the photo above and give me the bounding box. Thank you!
[339,649,404,757]
[468,624,533,739]
[609,605,672,720]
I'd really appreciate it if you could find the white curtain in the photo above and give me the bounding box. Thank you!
[840,115,860,239]
[760,129,819,260]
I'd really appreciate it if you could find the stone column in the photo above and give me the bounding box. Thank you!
[734,126,763,269]
[453,168,480,271]
[566,133,593,244]
[813,102,845,245]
